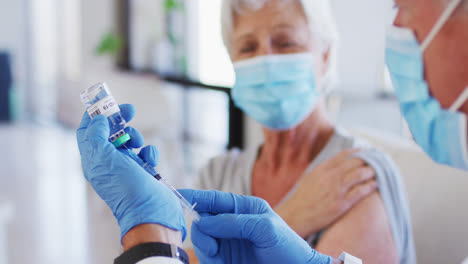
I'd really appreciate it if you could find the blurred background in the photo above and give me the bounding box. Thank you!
[0,0,467,263]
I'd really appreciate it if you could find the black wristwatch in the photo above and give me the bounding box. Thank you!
[114,242,189,264]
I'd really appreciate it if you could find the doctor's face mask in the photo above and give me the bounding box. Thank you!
[385,0,468,170]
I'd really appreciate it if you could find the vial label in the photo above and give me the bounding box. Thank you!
[87,96,120,118]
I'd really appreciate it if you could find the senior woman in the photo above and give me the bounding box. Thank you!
[186,0,416,263]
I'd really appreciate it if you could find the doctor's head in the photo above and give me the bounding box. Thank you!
[392,0,468,112]
[387,0,468,170]
[221,0,339,131]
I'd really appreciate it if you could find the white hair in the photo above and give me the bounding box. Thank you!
[221,0,340,89]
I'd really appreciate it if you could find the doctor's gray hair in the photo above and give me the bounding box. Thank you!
[221,0,340,89]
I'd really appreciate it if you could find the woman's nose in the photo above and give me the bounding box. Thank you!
[256,42,274,57]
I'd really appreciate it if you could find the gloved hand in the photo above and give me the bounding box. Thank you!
[77,104,186,241]
[179,189,332,264]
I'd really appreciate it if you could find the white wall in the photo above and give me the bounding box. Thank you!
[0,0,84,122]
[0,0,26,58]
[81,0,116,69]
[0,0,27,75]
[29,0,60,122]
[331,0,395,96]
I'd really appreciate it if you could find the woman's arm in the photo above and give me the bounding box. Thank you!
[275,150,378,238]
[315,192,399,263]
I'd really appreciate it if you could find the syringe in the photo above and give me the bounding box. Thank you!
[81,82,200,222]
[123,147,201,223]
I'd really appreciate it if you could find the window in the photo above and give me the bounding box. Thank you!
[189,0,235,87]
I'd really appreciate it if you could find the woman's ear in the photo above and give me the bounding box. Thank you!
[322,45,331,77]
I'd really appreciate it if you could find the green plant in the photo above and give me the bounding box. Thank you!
[164,0,184,11]
[95,32,123,56]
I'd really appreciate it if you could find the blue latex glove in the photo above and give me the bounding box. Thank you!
[77,104,186,241]
[179,189,332,264]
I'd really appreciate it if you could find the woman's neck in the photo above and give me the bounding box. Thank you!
[258,105,335,171]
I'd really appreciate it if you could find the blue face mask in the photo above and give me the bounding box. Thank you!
[232,53,320,131]
[385,0,468,170]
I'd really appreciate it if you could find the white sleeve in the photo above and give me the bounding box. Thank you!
[461,256,468,264]
[339,252,362,264]
[195,148,242,190]
[136,257,184,264]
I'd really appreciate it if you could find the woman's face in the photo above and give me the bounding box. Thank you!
[230,0,328,82]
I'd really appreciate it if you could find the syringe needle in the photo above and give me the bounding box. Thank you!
[123,147,201,222]
[157,176,201,222]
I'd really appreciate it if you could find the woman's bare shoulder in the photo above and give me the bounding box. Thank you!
[316,192,399,264]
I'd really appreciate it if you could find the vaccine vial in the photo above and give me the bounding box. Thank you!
[80,82,130,147]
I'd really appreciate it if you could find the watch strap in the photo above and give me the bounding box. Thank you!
[115,242,189,264]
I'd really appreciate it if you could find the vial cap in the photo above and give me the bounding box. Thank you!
[112,133,131,148]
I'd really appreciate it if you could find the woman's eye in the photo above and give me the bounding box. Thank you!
[280,41,296,48]
[274,40,297,49]
[240,45,256,54]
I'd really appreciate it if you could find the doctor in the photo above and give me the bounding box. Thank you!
[387,0,468,170]
[77,0,468,263]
